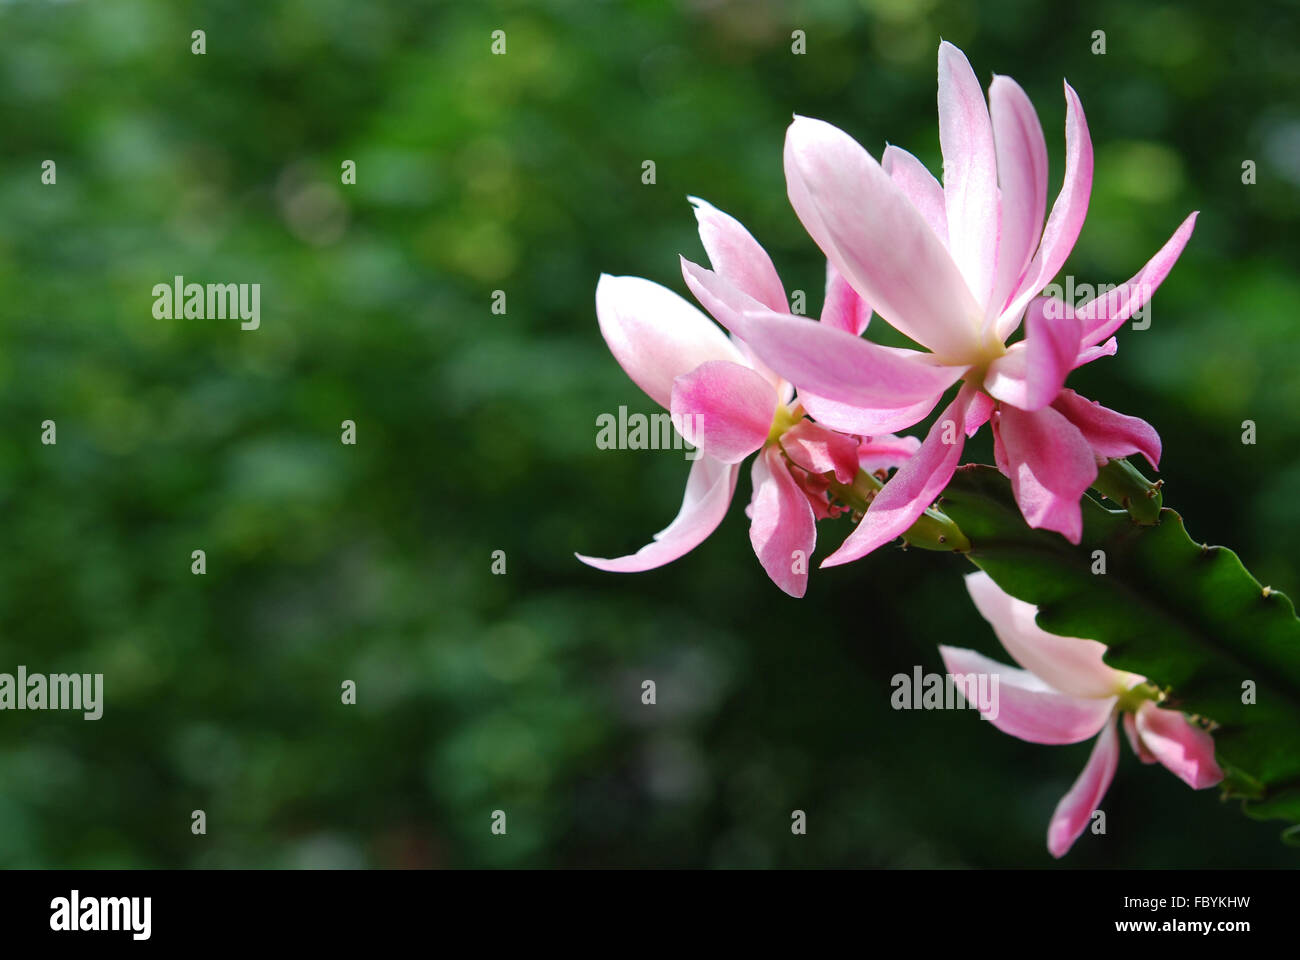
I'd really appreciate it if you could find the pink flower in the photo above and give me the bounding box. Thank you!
[720,41,1196,562]
[577,199,919,597]
[941,572,1222,858]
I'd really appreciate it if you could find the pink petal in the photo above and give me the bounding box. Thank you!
[790,467,839,521]
[677,262,792,409]
[1047,712,1120,858]
[688,196,789,314]
[749,446,817,598]
[681,256,770,334]
[820,261,871,336]
[996,82,1094,343]
[731,307,968,409]
[823,384,976,566]
[576,455,739,572]
[938,41,1001,308]
[857,434,923,474]
[881,144,948,245]
[1052,388,1161,470]
[939,646,1117,744]
[1079,212,1199,348]
[799,390,944,437]
[988,75,1049,315]
[784,115,984,358]
[1123,711,1158,764]
[993,404,1098,544]
[596,274,746,409]
[730,334,790,401]
[779,419,861,483]
[964,571,1124,699]
[964,390,995,436]
[1074,336,1117,368]
[670,360,778,464]
[1134,701,1223,790]
[983,299,1082,411]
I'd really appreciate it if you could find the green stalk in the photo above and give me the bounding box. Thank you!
[827,469,970,553]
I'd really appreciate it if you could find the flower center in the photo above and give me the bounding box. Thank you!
[1116,681,1160,714]
[766,403,801,447]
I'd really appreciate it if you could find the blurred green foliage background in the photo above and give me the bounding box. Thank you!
[0,0,1296,867]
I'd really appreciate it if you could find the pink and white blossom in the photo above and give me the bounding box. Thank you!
[578,200,918,596]
[725,41,1195,561]
[941,572,1222,857]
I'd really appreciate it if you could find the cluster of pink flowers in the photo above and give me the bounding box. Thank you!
[580,41,1193,595]
[579,41,1217,855]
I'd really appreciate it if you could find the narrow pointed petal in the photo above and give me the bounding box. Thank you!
[988,75,1049,313]
[1134,701,1223,789]
[799,390,943,437]
[939,646,1116,744]
[1074,336,1117,368]
[784,115,984,357]
[824,385,975,566]
[678,263,793,415]
[1123,711,1159,764]
[881,144,948,245]
[857,433,923,473]
[994,404,1098,544]
[779,419,861,482]
[732,308,968,408]
[1079,212,1198,347]
[964,571,1123,699]
[820,261,871,336]
[688,196,789,313]
[983,299,1082,411]
[731,334,789,399]
[1052,388,1161,470]
[679,261,806,405]
[996,82,1094,342]
[670,360,778,464]
[938,41,1000,308]
[596,274,746,409]
[576,455,739,572]
[1047,712,1120,858]
[749,446,817,597]
[681,256,769,333]
[964,390,995,436]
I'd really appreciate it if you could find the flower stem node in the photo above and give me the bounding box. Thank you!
[1116,681,1160,714]
[904,507,972,553]
[830,469,970,552]
[1092,457,1163,524]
